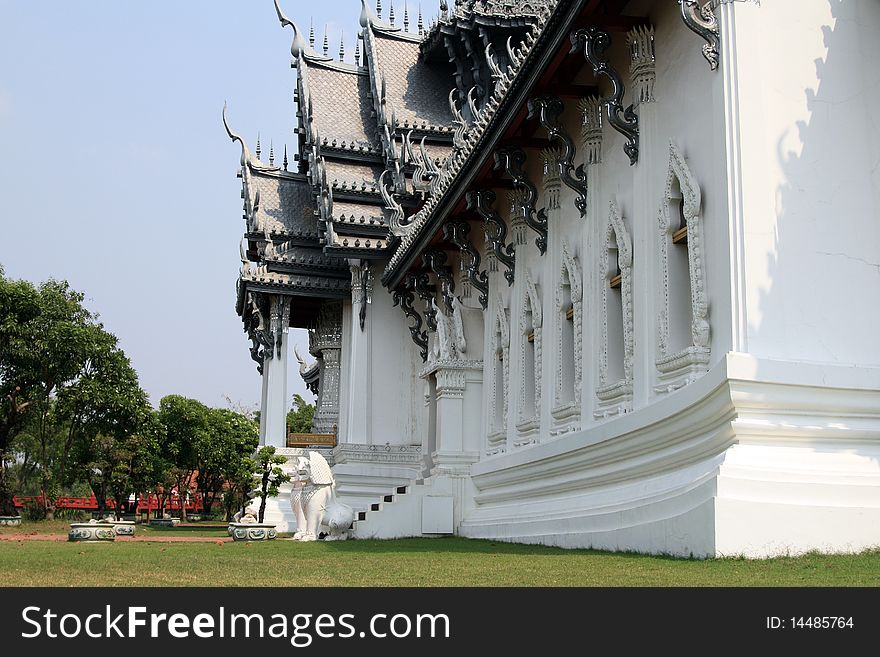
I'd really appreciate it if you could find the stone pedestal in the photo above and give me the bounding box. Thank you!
[230,523,277,541]
[422,360,483,476]
[68,522,116,542]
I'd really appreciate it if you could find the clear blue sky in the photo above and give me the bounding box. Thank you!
[0,1,437,410]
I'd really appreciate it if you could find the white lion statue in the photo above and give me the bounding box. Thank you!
[289,451,354,541]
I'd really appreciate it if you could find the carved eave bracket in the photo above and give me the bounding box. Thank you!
[393,284,429,362]
[527,96,588,216]
[244,292,275,375]
[423,250,456,314]
[443,220,489,310]
[466,189,516,286]
[494,147,547,255]
[411,271,438,332]
[570,28,640,166]
[679,0,720,71]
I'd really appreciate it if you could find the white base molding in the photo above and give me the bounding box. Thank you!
[457,353,880,558]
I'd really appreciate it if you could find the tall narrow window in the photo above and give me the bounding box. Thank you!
[596,202,633,419]
[606,242,625,383]
[517,271,542,441]
[552,241,582,434]
[522,310,536,418]
[666,178,694,355]
[559,283,575,403]
[656,144,710,393]
[488,295,509,454]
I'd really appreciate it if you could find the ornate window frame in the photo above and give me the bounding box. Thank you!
[515,269,542,443]
[487,293,510,455]
[595,201,634,418]
[655,143,711,393]
[551,239,582,433]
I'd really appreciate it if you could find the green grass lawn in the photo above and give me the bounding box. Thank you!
[2,521,879,586]
[0,519,228,538]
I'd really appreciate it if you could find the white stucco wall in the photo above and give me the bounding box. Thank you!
[726,0,880,364]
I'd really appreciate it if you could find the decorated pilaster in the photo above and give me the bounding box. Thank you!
[258,295,290,448]
[310,301,343,435]
[419,272,482,477]
[628,24,657,409]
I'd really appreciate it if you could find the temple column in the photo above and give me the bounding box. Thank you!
[259,295,290,448]
[343,261,373,444]
[310,301,343,434]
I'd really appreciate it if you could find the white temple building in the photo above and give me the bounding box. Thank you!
[226,0,880,557]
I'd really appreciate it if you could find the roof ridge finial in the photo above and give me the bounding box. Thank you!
[339,29,345,61]
[222,102,250,167]
[404,4,409,31]
[377,0,382,19]
[283,144,289,171]
[309,18,315,47]
[269,141,275,166]
[256,133,262,161]
[323,25,329,56]
[274,0,309,59]
[389,1,395,26]
[355,37,361,65]
[418,4,424,35]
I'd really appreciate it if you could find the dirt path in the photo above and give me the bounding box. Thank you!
[0,533,232,543]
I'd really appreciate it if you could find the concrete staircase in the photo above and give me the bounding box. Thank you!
[349,478,454,539]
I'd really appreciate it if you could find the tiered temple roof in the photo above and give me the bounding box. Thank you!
[231,0,659,341]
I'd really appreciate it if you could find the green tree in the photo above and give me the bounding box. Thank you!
[286,393,315,435]
[0,269,42,515]
[156,395,208,522]
[70,410,161,518]
[196,408,258,517]
[250,446,290,524]
[0,270,143,519]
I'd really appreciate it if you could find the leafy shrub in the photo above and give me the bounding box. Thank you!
[22,500,46,521]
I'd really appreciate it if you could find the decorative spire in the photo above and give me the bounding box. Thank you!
[339,30,345,61]
[283,145,289,171]
[418,5,424,35]
[355,37,361,65]
[309,18,315,48]
[390,1,395,26]
[269,142,275,166]
[440,0,448,20]
[323,26,329,56]
[377,0,382,18]
[404,4,409,31]
[256,133,262,161]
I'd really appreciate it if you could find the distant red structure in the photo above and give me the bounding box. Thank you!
[14,493,204,513]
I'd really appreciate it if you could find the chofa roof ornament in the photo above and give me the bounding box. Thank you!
[223,102,279,173]
[274,0,329,61]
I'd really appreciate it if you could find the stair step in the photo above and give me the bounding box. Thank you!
[383,495,393,503]
[370,503,380,512]
[396,486,407,494]
[357,511,367,521]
